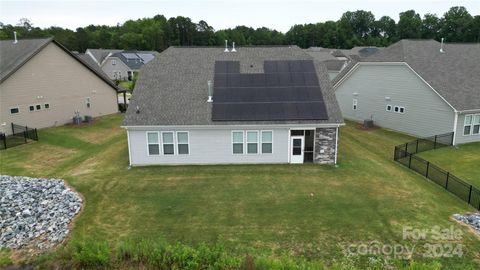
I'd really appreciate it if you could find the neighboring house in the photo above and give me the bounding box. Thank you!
[123,46,344,166]
[0,38,122,135]
[304,46,381,80]
[333,39,480,145]
[85,49,157,81]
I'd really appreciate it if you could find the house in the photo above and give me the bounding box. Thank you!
[333,39,480,145]
[85,49,157,81]
[123,45,344,166]
[304,46,381,80]
[0,37,122,135]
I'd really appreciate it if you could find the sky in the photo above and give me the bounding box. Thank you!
[0,0,479,33]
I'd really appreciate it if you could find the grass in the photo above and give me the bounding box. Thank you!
[418,142,480,188]
[1,115,479,269]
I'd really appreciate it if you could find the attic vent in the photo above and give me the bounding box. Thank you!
[224,40,229,53]
[207,80,213,102]
[13,31,18,44]
[440,38,445,53]
[231,42,237,53]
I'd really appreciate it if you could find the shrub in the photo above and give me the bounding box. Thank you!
[0,248,12,267]
[69,238,111,268]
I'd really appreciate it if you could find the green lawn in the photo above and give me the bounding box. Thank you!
[418,142,480,188]
[1,116,479,269]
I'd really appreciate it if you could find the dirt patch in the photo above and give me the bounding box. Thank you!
[69,156,103,177]
[22,145,77,175]
[75,126,122,144]
[355,123,380,132]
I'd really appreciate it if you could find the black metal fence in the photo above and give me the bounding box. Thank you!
[394,133,480,210]
[0,124,38,150]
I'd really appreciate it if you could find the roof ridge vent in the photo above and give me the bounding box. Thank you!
[224,40,229,53]
[231,42,237,52]
[440,38,445,53]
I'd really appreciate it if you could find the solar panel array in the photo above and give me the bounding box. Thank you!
[211,60,329,121]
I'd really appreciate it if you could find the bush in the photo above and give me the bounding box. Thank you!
[69,238,111,268]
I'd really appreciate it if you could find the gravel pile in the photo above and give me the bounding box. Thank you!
[0,175,82,250]
[453,213,480,233]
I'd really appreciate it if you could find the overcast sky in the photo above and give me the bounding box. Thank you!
[0,0,479,33]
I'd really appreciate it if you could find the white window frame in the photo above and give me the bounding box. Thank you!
[112,59,116,65]
[85,97,91,109]
[161,131,175,155]
[9,106,20,115]
[29,105,35,112]
[464,114,480,136]
[386,104,392,112]
[394,106,400,113]
[146,131,160,156]
[176,131,190,155]
[352,99,358,111]
[261,130,273,154]
[246,130,259,155]
[232,130,245,155]
[473,115,480,135]
[44,103,50,109]
[399,106,405,114]
[35,104,42,111]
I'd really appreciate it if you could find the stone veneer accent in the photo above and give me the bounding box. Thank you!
[314,127,337,164]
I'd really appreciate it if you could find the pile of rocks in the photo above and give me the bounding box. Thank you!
[453,213,480,233]
[0,175,83,250]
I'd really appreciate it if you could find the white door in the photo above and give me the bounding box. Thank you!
[290,136,304,164]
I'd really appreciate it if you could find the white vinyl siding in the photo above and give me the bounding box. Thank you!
[127,128,291,165]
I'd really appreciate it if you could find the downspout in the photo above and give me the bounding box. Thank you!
[334,126,339,165]
[452,111,458,146]
[126,129,132,166]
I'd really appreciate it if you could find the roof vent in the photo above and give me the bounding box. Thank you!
[231,42,237,53]
[13,31,18,44]
[135,105,140,114]
[207,80,213,102]
[440,38,445,53]
[224,40,229,53]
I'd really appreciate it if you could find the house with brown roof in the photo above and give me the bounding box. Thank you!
[333,39,480,145]
[0,37,123,135]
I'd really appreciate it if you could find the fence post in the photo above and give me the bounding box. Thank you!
[11,123,15,136]
[434,135,438,149]
[1,134,6,150]
[35,128,38,141]
[451,132,454,146]
[425,162,430,178]
[404,143,408,154]
[416,139,419,153]
[445,172,449,189]
[468,186,473,204]
[23,131,27,143]
[408,153,412,168]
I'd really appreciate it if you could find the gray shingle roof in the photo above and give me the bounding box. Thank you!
[0,38,122,92]
[86,48,122,64]
[0,38,52,83]
[353,40,480,111]
[110,51,158,70]
[77,53,107,76]
[124,46,343,126]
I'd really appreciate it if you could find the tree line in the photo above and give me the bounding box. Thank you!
[0,6,478,53]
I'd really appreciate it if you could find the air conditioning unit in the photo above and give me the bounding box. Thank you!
[363,119,374,129]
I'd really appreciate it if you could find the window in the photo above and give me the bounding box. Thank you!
[177,132,189,155]
[147,132,160,155]
[473,115,480,135]
[394,106,399,113]
[162,132,174,155]
[246,131,258,154]
[10,107,19,114]
[44,103,50,109]
[85,97,91,109]
[464,115,480,136]
[29,105,35,112]
[261,131,273,154]
[112,59,116,65]
[36,104,41,110]
[386,105,392,112]
[399,107,405,114]
[232,131,244,154]
[353,99,358,110]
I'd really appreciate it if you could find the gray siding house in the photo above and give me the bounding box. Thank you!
[123,46,344,166]
[85,49,157,81]
[333,40,480,145]
[0,38,122,135]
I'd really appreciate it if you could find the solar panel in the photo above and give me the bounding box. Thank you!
[211,60,329,121]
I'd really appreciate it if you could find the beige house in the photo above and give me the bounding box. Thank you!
[0,38,122,135]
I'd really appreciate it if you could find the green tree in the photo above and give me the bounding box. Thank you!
[440,6,474,42]
[397,10,422,39]
[421,14,440,39]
